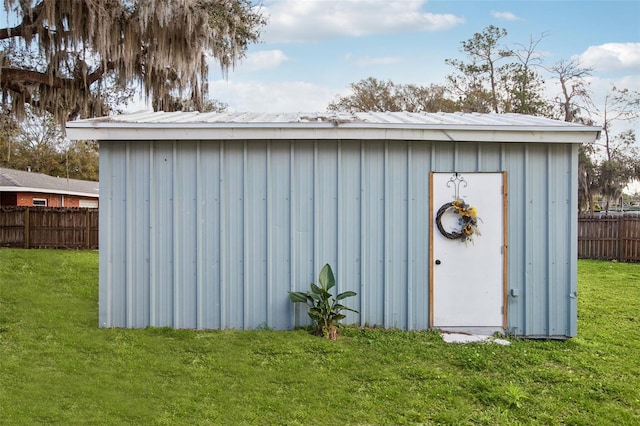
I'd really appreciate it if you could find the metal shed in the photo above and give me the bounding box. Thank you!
[67,111,600,338]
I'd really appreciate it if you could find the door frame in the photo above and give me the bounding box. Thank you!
[428,171,509,331]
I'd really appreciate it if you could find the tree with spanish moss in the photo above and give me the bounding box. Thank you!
[0,0,266,125]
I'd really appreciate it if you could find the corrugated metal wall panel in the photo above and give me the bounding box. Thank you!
[128,142,151,328]
[386,142,409,329]
[269,140,293,330]
[99,138,578,337]
[408,143,432,330]
[290,141,315,327]
[499,143,578,337]
[223,142,245,329]
[198,142,222,329]
[526,144,551,336]
[503,144,525,335]
[361,141,385,327]
[337,141,362,325]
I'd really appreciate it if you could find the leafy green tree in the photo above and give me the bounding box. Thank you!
[396,83,458,113]
[445,25,513,113]
[590,87,640,211]
[0,105,99,180]
[61,140,100,181]
[0,0,265,125]
[594,129,639,212]
[8,107,66,175]
[327,77,457,113]
[503,34,552,116]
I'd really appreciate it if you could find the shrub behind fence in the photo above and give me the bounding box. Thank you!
[578,213,640,262]
[0,207,98,249]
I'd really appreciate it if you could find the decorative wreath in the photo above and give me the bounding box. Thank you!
[435,199,481,243]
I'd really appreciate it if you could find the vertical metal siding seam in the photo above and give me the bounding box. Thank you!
[243,140,249,328]
[196,141,203,329]
[407,142,414,330]
[428,172,434,328]
[266,140,273,327]
[502,171,509,331]
[427,145,434,329]
[453,143,459,171]
[149,142,156,326]
[219,141,226,328]
[313,141,319,278]
[430,143,436,170]
[104,147,113,327]
[546,145,552,335]
[172,141,179,328]
[289,142,296,327]
[125,143,133,327]
[568,144,578,336]
[359,141,365,325]
[523,145,530,335]
[383,140,390,328]
[500,144,507,330]
[337,140,342,296]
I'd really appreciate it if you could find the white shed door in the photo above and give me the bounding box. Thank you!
[431,172,505,334]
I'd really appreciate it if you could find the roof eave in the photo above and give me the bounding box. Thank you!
[0,186,99,198]
[66,123,601,144]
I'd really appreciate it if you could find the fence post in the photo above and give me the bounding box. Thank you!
[619,216,625,262]
[24,207,30,249]
[86,208,91,249]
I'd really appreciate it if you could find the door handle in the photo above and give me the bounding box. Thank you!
[435,259,441,265]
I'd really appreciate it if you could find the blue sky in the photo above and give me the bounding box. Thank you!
[194,0,640,118]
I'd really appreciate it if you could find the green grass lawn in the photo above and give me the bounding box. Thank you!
[1,250,639,425]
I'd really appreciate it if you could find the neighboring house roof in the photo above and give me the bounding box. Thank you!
[66,111,601,144]
[0,167,99,198]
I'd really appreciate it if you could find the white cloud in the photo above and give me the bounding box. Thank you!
[345,54,402,66]
[209,79,338,112]
[262,0,464,43]
[239,50,290,72]
[490,11,520,21]
[577,42,640,73]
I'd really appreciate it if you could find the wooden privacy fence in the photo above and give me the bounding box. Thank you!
[1,207,637,259]
[578,213,640,262]
[0,207,98,249]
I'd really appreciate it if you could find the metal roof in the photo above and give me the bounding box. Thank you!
[0,167,99,198]
[66,111,601,144]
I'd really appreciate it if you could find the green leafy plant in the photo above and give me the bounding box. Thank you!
[289,264,358,340]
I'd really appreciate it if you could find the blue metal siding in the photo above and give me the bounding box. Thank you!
[153,141,176,327]
[362,141,385,327]
[99,138,578,337]
[198,142,222,329]
[409,143,432,330]
[128,142,151,328]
